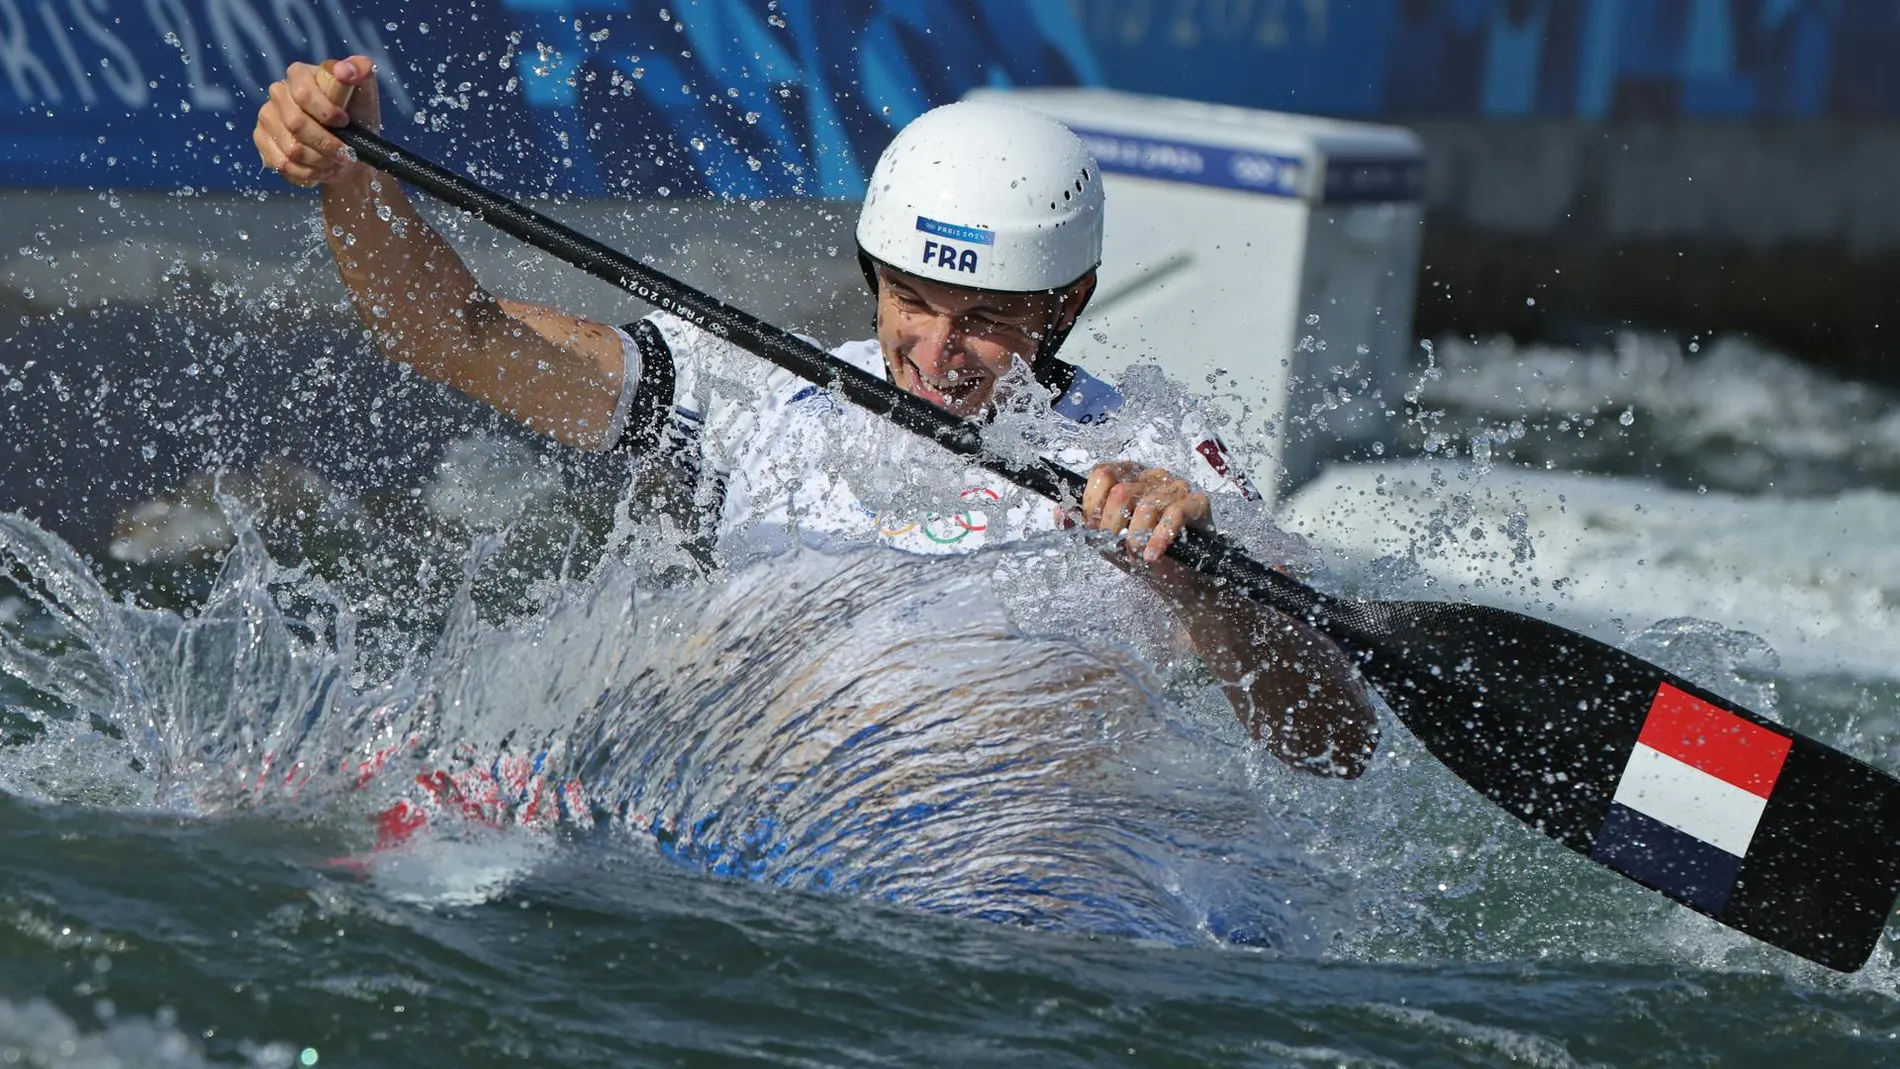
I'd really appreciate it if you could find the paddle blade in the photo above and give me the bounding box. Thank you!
[1324,599,1900,972]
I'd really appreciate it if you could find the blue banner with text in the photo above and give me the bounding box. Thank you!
[3,1,1895,194]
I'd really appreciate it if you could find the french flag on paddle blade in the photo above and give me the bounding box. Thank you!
[1590,682,1793,914]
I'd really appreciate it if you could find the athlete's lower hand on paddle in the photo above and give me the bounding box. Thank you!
[253,55,381,187]
[1079,460,1210,564]
[1076,461,1379,778]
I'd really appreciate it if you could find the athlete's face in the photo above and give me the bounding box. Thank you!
[874,268,1090,419]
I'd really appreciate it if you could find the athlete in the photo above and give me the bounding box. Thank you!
[252,56,1380,778]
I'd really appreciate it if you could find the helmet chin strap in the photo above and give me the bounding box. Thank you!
[858,248,1093,400]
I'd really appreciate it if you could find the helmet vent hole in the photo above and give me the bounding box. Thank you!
[1062,190,1071,200]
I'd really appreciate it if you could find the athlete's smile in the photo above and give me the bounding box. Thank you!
[894,352,991,413]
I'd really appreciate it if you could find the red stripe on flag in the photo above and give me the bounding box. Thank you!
[1193,438,1262,501]
[1636,682,1791,798]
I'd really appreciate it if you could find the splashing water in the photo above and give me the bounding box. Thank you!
[0,501,1360,951]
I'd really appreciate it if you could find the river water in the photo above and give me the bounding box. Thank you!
[3,265,1900,1064]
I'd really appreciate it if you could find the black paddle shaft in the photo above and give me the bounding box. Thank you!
[331,123,1900,970]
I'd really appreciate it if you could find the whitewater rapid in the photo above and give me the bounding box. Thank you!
[0,505,1365,953]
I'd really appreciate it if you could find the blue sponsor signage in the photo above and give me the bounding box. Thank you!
[1071,128,1421,205]
[0,0,416,189]
[4,2,1900,195]
[1072,128,1307,200]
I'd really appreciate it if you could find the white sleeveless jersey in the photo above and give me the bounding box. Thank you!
[611,312,1259,562]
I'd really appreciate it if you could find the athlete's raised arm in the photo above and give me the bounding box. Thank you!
[253,57,628,449]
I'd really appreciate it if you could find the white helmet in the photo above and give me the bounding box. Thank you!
[856,99,1104,294]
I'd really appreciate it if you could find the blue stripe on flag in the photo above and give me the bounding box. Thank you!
[915,216,996,245]
[1591,803,1745,915]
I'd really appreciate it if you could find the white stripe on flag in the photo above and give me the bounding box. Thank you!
[1611,743,1771,857]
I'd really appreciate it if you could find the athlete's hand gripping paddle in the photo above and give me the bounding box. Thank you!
[314,117,1900,972]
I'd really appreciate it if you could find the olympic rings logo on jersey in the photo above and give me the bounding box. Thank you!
[869,486,1000,544]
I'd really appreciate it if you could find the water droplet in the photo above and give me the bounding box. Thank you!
[1618,408,1634,426]
[590,28,610,41]
[1304,313,1319,325]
